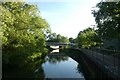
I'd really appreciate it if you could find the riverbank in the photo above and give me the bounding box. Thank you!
[62,48,114,80]
[79,48,120,80]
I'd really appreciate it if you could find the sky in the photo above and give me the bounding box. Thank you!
[25,0,101,38]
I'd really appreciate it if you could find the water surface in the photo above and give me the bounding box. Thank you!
[42,49,85,79]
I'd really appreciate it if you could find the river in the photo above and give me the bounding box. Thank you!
[3,49,113,80]
[42,49,85,79]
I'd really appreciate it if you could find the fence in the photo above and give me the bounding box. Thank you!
[80,48,120,79]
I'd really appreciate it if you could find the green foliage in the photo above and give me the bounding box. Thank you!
[92,2,120,40]
[28,52,42,61]
[69,37,74,43]
[47,32,69,43]
[1,2,49,66]
[77,28,99,48]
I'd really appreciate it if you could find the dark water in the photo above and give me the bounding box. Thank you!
[42,49,85,79]
[3,49,113,80]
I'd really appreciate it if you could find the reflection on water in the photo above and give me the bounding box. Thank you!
[46,55,68,64]
[3,49,85,79]
[3,49,108,80]
[50,46,59,49]
[3,49,113,79]
[50,49,59,53]
[3,57,45,79]
[42,51,85,79]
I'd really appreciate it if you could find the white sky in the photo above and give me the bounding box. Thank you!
[25,0,101,38]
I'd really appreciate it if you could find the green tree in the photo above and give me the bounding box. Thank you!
[46,32,69,43]
[69,37,74,43]
[56,34,62,42]
[47,32,57,42]
[92,2,120,40]
[77,28,98,48]
[1,2,49,65]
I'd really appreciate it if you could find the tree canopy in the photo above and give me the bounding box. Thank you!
[46,32,69,43]
[92,2,120,40]
[1,2,49,65]
[77,28,99,48]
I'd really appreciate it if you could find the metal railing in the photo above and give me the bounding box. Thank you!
[80,48,120,79]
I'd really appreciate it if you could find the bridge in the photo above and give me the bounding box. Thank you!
[45,42,74,49]
[46,42,74,46]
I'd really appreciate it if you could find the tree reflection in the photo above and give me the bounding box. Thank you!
[46,52,68,64]
[3,55,46,79]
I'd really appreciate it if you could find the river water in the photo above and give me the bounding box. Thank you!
[3,49,112,80]
[42,49,85,79]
